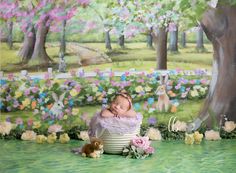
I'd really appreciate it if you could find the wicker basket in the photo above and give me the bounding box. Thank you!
[100,128,140,154]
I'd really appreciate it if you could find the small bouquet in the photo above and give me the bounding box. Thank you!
[122,136,155,159]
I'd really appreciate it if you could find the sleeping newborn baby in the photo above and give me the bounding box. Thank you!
[88,91,141,138]
[101,91,136,118]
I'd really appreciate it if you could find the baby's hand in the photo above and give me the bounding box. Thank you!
[100,109,115,117]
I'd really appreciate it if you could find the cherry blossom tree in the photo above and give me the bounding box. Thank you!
[0,0,19,49]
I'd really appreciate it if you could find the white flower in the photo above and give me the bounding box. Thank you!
[193,85,201,90]
[171,120,187,132]
[145,127,162,140]
[48,124,63,133]
[205,130,221,140]
[107,88,115,95]
[148,108,156,113]
[223,121,236,133]
[0,122,12,136]
[21,130,37,141]
[78,131,89,141]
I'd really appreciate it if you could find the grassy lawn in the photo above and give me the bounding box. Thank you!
[0,42,212,73]
[0,100,204,126]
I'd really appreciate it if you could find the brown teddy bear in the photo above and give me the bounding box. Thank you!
[81,138,104,158]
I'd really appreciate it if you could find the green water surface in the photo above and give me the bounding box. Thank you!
[0,139,236,173]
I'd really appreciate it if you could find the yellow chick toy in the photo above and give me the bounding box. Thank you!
[47,133,57,144]
[36,135,47,144]
[193,131,203,144]
[185,133,194,145]
[59,133,70,144]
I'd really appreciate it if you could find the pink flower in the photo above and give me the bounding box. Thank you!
[48,124,63,133]
[131,136,151,150]
[15,118,23,125]
[27,119,33,127]
[145,146,155,154]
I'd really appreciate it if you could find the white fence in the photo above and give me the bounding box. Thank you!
[0,68,211,80]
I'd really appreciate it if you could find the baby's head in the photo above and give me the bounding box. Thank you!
[110,92,132,115]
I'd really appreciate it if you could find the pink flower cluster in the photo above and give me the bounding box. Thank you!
[131,136,154,154]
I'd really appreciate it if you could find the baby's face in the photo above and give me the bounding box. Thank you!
[110,96,130,115]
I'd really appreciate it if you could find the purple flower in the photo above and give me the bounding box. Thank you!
[6,116,11,122]
[6,95,12,101]
[6,106,11,112]
[24,89,30,96]
[44,73,50,80]
[87,96,93,102]
[75,85,81,92]
[175,84,181,90]
[15,118,23,125]
[13,100,19,108]
[148,117,157,125]
[31,87,39,93]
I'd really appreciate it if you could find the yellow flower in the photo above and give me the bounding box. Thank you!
[193,131,203,144]
[97,94,104,101]
[145,86,152,92]
[63,115,68,120]
[21,130,37,141]
[72,108,79,115]
[22,98,31,107]
[148,68,154,74]
[36,135,47,144]
[135,86,144,93]
[59,133,70,144]
[15,91,23,98]
[92,86,98,92]
[190,90,199,97]
[33,121,41,129]
[70,89,78,97]
[185,133,194,145]
[47,133,57,144]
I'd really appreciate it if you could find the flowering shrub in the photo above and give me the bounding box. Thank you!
[122,136,155,159]
[0,71,210,112]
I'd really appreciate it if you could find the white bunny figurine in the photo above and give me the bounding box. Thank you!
[49,92,66,117]
[155,74,170,112]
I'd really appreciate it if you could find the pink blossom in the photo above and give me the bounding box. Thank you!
[15,118,23,125]
[145,146,155,154]
[131,136,151,150]
[24,89,30,96]
[48,124,63,133]
[27,119,33,127]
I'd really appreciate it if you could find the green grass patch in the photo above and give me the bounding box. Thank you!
[0,42,212,73]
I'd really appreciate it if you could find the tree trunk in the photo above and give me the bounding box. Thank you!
[181,31,186,48]
[118,35,125,48]
[18,25,36,63]
[169,26,178,52]
[7,20,13,49]
[189,5,236,130]
[31,16,53,65]
[105,30,112,50]
[147,28,153,48]
[156,27,168,70]
[60,19,66,55]
[196,27,204,51]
